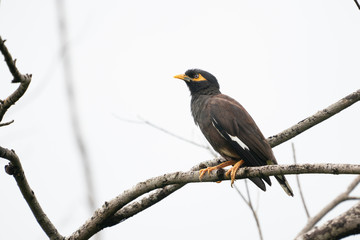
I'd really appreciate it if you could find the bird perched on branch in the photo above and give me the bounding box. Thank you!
[174,69,293,196]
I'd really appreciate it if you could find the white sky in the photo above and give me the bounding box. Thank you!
[0,1,360,239]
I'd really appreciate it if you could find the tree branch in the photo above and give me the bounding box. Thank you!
[0,36,59,238]
[67,163,360,240]
[296,201,360,240]
[104,183,185,227]
[0,146,63,240]
[0,36,32,122]
[268,89,360,147]
[296,175,360,237]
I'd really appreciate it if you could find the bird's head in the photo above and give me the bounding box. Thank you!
[174,69,221,96]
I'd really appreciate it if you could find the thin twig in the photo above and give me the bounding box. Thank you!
[346,196,360,200]
[234,183,248,204]
[0,37,26,83]
[0,147,63,240]
[0,36,32,122]
[0,119,14,127]
[296,175,360,237]
[292,143,310,219]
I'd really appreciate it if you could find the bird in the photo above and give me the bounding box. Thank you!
[174,69,293,196]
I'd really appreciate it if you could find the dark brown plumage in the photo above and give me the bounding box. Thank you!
[174,69,293,196]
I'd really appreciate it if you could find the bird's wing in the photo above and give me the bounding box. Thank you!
[209,94,276,167]
[208,94,294,196]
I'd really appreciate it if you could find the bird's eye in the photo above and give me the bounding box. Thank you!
[191,73,206,82]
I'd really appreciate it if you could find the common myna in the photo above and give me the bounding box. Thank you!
[174,69,293,196]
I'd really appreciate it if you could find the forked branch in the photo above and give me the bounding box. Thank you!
[297,175,360,237]
[296,201,360,240]
[0,36,31,123]
[67,163,360,240]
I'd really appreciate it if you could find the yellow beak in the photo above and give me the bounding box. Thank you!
[174,74,192,82]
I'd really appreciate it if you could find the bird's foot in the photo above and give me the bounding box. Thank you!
[199,160,237,181]
[199,166,221,179]
[225,160,244,187]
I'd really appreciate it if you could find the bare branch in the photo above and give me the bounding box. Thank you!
[292,143,310,219]
[297,175,360,237]
[233,183,249,205]
[0,36,32,122]
[0,37,27,83]
[296,201,360,240]
[0,146,63,240]
[347,196,360,200]
[67,163,360,240]
[104,183,185,227]
[101,157,222,227]
[268,89,360,147]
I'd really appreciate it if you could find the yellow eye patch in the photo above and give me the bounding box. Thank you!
[192,73,207,82]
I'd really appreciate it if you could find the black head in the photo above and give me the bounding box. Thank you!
[174,69,221,96]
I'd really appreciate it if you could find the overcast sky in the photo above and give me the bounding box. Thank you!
[1,1,360,239]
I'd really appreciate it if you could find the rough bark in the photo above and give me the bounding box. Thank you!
[67,163,360,240]
[297,201,360,240]
[0,147,63,240]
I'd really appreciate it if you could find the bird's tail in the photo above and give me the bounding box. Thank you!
[249,177,267,192]
[275,175,294,196]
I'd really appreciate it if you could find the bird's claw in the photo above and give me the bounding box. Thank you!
[199,166,218,180]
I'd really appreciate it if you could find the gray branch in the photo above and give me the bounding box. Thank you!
[67,163,360,240]
[0,36,60,239]
[0,36,32,122]
[0,146,63,240]
[296,175,360,237]
[296,201,360,240]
